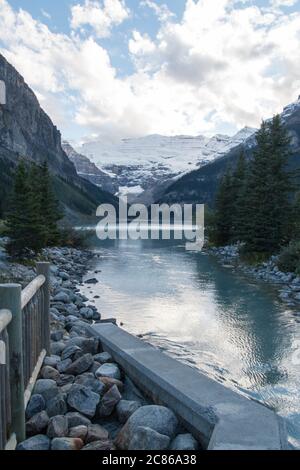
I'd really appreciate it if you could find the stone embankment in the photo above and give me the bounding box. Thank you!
[208,245,300,310]
[15,247,199,451]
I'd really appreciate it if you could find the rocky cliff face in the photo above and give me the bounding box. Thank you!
[62,142,118,194]
[0,54,76,177]
[0,53,118,221]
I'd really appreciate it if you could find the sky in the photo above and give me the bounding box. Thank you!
[0,0,300,143]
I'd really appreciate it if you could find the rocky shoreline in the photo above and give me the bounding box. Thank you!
[10,246,199,451]
[207,244,300,310]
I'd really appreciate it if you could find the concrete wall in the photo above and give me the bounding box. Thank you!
[86,322,287,450]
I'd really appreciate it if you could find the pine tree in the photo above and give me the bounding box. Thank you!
[6,161,32,256]
[267,115,292,248]
[37,162,63,246]
[26,164,48,252]
[231,151,247,242]
[213,169,235,246]
[242,120,275,253]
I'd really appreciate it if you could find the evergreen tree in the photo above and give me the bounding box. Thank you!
[231,151,247,241]
[6,161,32,256]
[241,121,274,253]
[37,162,63,246]
[267,115,292,248]
[24,164,47,251]
[5,160,64,257]
[213,169,235,246]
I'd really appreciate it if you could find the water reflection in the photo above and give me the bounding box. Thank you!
[79,233,300,446]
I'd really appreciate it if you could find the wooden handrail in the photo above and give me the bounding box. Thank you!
[0,309,12,334]
[21,275,45,311]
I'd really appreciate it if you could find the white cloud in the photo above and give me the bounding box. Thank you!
[41,9,51,20]
[140,0,175,22]
[0,0,300,142]
[70,0,130,38]
[271,0,298,7]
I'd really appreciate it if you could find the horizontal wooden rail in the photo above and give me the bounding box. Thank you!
[0,309,12,333]
[21,275,45,311]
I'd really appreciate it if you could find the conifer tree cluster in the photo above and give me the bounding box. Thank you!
[212,115,298,256]
[5,160,63,256]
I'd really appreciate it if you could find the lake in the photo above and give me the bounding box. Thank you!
[79,233,300,447]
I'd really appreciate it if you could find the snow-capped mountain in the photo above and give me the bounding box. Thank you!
[74,127,256,201]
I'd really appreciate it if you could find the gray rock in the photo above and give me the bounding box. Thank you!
[46,394,68,418]
[115,406,178,450]
[75,375,105,395]
[26,394,46,420]
[61,344,82,361]
[94,352,113,364]
[57,358,72,373]
[84,278,98,284]
[57,374,75,387]
[98,385,122,418]
[82,440,113,450]
[67,384,100,418]
[50,342,65,356]
[40,365,61,382]
[66,412,91,428]
[33,379,58,401]
[65,353,94,376]
[51,437,84,450]
[116,400,141,424]
[80,307,94,319]
[95,363,121,380]
[17,435,51,451]
[47,415,69,438]
[26,411,49,437]
[54,292,70,303]
[129,427,170,451]
[58,271,70,280]
[69,425,88,441]
[170,434,199,450]
[86,424,109,443]
[65,337,99,355]
[43,355,61,368]
[51,330,65,342]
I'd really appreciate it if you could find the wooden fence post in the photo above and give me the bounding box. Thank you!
[0,284,25,443]
[36,262,51,355]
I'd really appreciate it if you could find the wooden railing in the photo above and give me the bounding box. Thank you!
[0,262,50,450]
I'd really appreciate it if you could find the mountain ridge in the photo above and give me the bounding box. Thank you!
[0,53,118,222]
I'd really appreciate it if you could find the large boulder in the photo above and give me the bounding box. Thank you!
[67,384,100,418]
[66,412,91,428]
[40,366,60,382]
[26,411,49,437]
[129,427,170,451]
[115,406,178,450]
[69,425,88,441]
[170,434,199,450]
[94,352,113,364]
[116,400,141,424]
[82,441,114,451]
[46,394,68,418]
[64,354,94,376]
[33,379,58,401]
[51,437,83,450]
[26,394,46,420]
[95,363,121,380]
[98,385,121,418]
[47,416,69,439]
[86,424,109,443]
[17,435,51,451]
